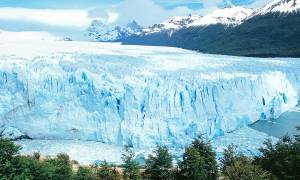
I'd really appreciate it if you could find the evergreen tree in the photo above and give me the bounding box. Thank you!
[254,129,300,179]
[179,146,206,180]
[223,156,271,180]
[178,136,217,180]
[220,144,238,172]
[121,146,140,180]
[144,145,173,180]
[221,145,271,180]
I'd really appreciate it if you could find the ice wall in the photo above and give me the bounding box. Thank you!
[0,41,299,149]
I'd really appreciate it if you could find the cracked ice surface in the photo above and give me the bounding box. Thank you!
[0,40,299,150]
[14,127,277,164]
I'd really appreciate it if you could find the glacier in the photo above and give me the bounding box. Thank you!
[0,40,300,150]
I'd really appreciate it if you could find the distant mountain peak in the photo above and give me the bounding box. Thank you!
[126,21,141,28]
[125,21,143,34]
[142,15,202,35]
[258,0,300,14]
[86,20,143,42]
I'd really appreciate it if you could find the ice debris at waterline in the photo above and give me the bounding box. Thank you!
[0,40,299,149]
[14,127,277,164]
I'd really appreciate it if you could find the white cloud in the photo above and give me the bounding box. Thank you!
[88,0,269,27]
[0,8,93,29]
[106,11,120,24]
[200,0,224,14]
[0,0,271,39]
[88,0,214,27]
[0,0,271,29]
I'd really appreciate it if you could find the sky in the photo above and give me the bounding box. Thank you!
[0,0,272,39]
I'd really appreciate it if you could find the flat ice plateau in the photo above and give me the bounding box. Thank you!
[0,38,299,163]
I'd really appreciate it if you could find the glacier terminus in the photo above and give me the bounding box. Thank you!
[0,38,299,162]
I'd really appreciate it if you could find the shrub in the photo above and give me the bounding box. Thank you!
[75,166,96,180]
[96,161,122,180]
[45,153,73,180]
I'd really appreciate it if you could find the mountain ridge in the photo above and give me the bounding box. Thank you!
[122,0,300,57]
[257,0,300,14]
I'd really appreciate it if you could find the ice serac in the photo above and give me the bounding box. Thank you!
[0,41,299,149]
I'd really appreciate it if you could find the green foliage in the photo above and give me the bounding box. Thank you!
[0,138,21,161]
[95,161,121,180]
[144,145,173,180]
[2,129,300,180]
[255,132,300,180]
[0,138,21,179]
[220,144,238,172]
[223,156,271,180]
[121,146,140,180]
[12,155,52,179]
[45,153,73,180]
[221,145,271,180]
[0,138,54,179]
[178,136,218,180]
[178,146,206,180]
[74,166,95,180]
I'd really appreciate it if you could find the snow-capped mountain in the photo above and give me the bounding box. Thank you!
[257,0,300,15]
[123,0,300,57]
[189,7,253,27]
[87,3,281,42]
[141,7,253,35]
[87,6,253,40]
[87,20,109,41]
[124,21,143,34]
[87,20,143,42]
[142,15,202,35]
